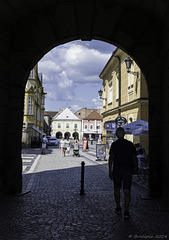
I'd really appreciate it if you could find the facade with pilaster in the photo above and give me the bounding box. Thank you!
[22,64,46,147]
[99,48,148,153]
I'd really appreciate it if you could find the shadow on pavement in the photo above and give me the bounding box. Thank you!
[0,163,169,240]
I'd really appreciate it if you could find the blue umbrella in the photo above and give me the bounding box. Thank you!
[123,119,148,136]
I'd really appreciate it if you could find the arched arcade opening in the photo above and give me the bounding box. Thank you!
[64,132,71,139]
[73,132,79,140]
[56,132,62,139]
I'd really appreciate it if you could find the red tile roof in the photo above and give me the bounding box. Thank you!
[84,110,103,120]
[44,111,58,118]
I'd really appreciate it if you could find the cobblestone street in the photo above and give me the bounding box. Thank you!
[0,146,169,240]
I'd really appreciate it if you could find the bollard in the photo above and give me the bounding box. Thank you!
[80,161,85,195]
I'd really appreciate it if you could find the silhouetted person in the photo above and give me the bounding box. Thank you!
[109,127,138,219]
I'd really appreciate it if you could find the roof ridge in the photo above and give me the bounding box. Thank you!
[84,110,103,120]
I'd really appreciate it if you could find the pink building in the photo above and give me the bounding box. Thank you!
[82,110,103,140]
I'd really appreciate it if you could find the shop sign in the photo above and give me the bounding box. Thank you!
[82,140,88,151]
[115,116,127,126]
[96,144,106,161]
[105,121,116,130]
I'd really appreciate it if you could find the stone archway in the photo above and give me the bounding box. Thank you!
[56,132,62,139]
[73,132,79,140]
[64,132,71,139]
[0,0,169,202]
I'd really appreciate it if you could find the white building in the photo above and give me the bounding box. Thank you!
[52,108,81,140]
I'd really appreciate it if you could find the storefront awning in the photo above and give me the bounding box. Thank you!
[123,119,148,136]
[32,126,45,135]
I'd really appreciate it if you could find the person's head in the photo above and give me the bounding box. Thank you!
[116,127,125,140]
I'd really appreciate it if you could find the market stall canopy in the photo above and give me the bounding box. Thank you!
[32,126,45,135]
[123,119,148,136]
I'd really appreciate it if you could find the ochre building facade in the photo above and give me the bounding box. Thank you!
[22,64,46,147]
[99,49,148,153]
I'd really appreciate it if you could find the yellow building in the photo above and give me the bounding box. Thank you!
[22,64,46,147]
[99,48,149,153]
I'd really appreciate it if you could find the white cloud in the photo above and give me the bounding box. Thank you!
[40,60,61,72]
[58,71,73,89]
[71,105,81,112]
[38,40,115,110]
[92,97,102,109]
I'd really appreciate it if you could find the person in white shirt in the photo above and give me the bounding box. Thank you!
[65,138,71,155]
[59,137,65,156]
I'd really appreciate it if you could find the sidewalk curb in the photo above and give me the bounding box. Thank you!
[21,154,41,194]
[26,154,41,174]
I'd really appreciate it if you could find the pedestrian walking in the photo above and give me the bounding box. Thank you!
[41,135,48,154]
[137,148,147,170]
[108,127,138,219]
[65,137,71,156]
[59,137,65,157]
[73,139,80,157]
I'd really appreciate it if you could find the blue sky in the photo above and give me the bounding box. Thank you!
[39,40,116,112]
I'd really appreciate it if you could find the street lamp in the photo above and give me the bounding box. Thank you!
[98,89,107,100]
[125,57,139,78]
[74,126,78,140]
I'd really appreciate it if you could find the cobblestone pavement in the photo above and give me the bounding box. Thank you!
[0,145,169,240]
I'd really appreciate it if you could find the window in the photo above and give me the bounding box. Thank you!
[34,105,37,119]
[128,114,133,123]
[103,87,106,107]
[29,69,34,79]
[128,64,134,94]
[108,82,113,104]
[85,124,87,129]
[38,73,43,82]
[66,123,69,128]
[74,124,78,129]
[97,125,100,129]
[28,96,33,115]
[90,124,93,129]
[58,123,61,128]
[24,96,26,114]
[41,98,44,105]
[41,112,44,121]
[116,73,119,100]
[37,109,40,121]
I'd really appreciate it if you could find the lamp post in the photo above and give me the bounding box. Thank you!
[98,89,107,100]
[74,126,78,140]
[125,57,139,78]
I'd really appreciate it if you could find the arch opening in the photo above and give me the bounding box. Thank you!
[0,0,167,202]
